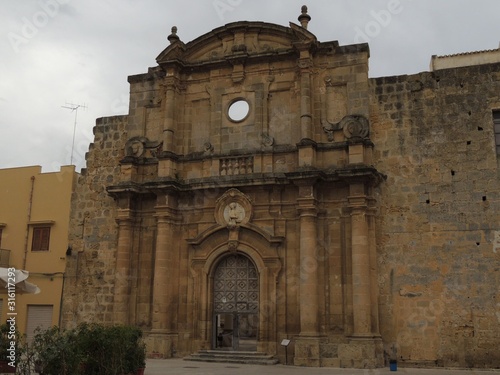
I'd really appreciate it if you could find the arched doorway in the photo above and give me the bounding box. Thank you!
[213,253,259,351]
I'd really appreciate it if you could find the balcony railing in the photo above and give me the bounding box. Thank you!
[220,156,254,176]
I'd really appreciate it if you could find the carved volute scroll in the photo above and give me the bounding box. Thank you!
[323,114,370,142]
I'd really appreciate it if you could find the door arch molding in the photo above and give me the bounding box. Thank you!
[190,237,281,355]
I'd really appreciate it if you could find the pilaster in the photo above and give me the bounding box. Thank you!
[113,212,133,325]
[150,192,180,358]
[111,191,137,325]
[294,182,322,366]
[342,183,383,368]
[297,196,319,337]
[159,72,180,179]
[298,55,313,142]
[348,183,372,336]
[162,74,179,153]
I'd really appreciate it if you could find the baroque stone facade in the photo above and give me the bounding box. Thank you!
[62,8,500,368]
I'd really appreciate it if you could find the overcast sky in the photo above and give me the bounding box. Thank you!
[2,0,500,172]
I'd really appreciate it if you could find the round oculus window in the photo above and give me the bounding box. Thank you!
[228,99,250,122]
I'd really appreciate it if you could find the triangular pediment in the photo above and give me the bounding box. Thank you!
[156,21,318,67]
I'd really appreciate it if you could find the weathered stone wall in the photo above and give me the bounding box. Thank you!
[62,19,382,367]
[371,63,500,367]
[61,16,500,369]
[61,115,128,327]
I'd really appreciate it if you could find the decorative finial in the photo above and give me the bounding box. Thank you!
[168,26,180,44]
[298,5,311,29]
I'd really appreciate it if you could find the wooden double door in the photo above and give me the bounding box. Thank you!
[213,254,259,351]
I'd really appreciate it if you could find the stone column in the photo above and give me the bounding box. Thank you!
[152,214,172,332]
[163,77,176,153]
[113,208,133,325]
[367,201,380,335]
[348,183,372,336]
[298,199,319,336]
[296,50,316,169]
[338,183,383,368]
[294,183,322,367]
[298,56,313,141]
[149,192,179,358]
[159,74,179,179]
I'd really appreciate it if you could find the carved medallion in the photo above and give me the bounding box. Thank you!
[341,115,369,139]
[124,137,163,159]
[224,202,245,226]
[125,137,146,157]
[215,189,253,228]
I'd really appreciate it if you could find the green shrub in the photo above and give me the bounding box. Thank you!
[76,323,145,375]
[31,326,82,375]
[18,323,145,375]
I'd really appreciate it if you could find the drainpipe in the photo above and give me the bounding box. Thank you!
[22,176,35,269]
[58,272,66,327]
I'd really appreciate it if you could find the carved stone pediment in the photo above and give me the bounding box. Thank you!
[156,21,319,68]
[289,22,317,45]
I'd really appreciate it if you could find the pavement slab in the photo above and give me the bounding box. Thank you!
[144,359,500,375]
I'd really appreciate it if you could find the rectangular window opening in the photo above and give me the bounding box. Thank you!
[32,226,51,252]
[493,110,500,156]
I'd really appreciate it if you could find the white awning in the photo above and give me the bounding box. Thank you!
[0,267,41,294]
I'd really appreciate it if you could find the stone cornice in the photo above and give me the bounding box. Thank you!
[108,165,385,199]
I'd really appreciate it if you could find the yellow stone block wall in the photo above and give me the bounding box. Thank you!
[371,64,500,368]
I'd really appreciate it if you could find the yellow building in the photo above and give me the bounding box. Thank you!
[0,165,76,339]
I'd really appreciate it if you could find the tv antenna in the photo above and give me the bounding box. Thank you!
[61,102,87,165]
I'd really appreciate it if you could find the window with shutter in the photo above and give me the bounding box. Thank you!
[26,305,53,342]
[32,227,51,251]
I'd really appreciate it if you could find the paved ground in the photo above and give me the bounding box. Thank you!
[144,359,500,375]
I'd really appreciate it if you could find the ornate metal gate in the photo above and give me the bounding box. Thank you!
[213,254,259,350]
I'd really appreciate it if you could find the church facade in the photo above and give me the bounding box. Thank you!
[61,8,500,368]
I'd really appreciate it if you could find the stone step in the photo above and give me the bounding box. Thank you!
[185,350,279,365]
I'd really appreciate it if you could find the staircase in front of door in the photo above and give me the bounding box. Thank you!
[184,350,279,365]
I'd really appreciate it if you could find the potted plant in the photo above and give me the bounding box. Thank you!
[133,340,146,375]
